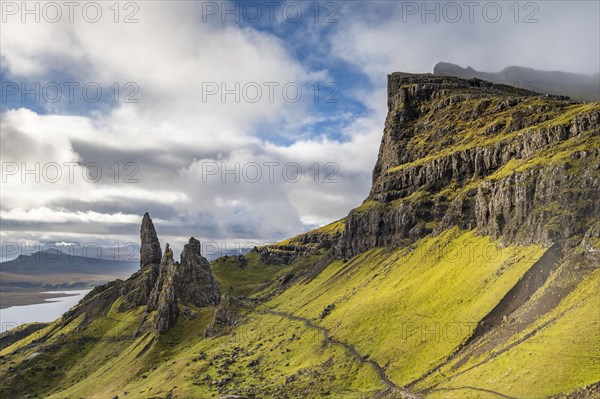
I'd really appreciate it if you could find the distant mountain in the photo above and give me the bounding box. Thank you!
[0,244,247,294]
[434,61,600,101]
[1,248,138,276]
[0,248,138,291]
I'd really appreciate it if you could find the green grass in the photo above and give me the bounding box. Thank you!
[423,268,600,399]
[2,78,598,399]
[211,250,286,296]
[48,306,216,399]
[352,199,382,213]
[313,218,346,235]
[265,228,546,386]
[37,306,383,398]
[486,133,600,181]
[0,298,148,398]
[1,229,596,398]
[274,218,346,247]
[179,311,384,398]
[385,101,600,175]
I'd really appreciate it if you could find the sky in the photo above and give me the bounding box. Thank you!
[1,0,599,261]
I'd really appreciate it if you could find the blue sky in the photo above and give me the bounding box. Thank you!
[1,0,599,259]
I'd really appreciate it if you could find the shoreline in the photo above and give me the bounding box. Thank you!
[0,290,82,310]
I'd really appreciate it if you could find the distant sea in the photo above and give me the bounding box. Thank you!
[0,290,90,333]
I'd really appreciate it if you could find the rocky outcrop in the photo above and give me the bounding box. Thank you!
[337,75,600,258]
[118,213,163,311]
[146,244,179,333]
[473,158,600,246]
[140,212,162,268]
[60,214,221,335]
[204,296,242,337]
[434,61,600,102]
[118,265,159,311]
[144,238,221,333]
[258,227,343,265]
[177,238,221,306]
[581,222,600,262]
[370,117,598,202]
[336,74,600,258]
[262,74,598,261]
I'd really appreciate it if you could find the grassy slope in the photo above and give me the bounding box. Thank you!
[421,268,600,399]
[211,250,285,297]
[275,219,346,246]
[0,298,143,397]
[2,82,598,398]
[35,309,383,398]
[266,229,548,386]
[1,265,383,399]
[1,229,597,398]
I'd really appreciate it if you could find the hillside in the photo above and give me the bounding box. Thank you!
[434,62,600,102]
[0,73,598,399]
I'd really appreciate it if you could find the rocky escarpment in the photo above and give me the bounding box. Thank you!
[339,73,599,258]
[257,221,344,265]
[264,74,599,261]
[204,296,243,337]
[60,214,220,335]
[434,61,600,102]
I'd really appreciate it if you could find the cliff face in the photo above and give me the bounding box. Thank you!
[264,74,599,263]
[2,74,599,399]
[339,73,599,258]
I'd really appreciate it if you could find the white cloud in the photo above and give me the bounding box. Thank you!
[0,208,140,224]
[329,1,600,82]
[1,0,598,255]
[0,2,352,249]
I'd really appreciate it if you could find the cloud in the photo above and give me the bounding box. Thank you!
[1,0,598,257]
[0,208,140,224]
[328,1,599,82]
[0,2,361,251]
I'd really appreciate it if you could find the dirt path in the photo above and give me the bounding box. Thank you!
[429,386,517,399]
[259,309,423,399]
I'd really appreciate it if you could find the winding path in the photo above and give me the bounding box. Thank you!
[258,309,423,399]
[429,386,517,399]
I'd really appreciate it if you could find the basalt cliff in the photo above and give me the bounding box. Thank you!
[264,73,599,262]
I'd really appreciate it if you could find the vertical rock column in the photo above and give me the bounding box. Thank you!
[140,212,162,268]
[145,238,221,334]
